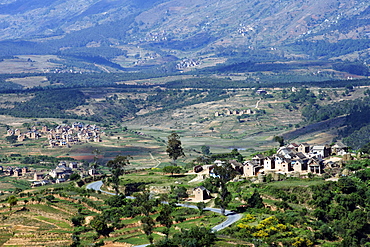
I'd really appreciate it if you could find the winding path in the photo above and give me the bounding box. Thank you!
[86,181,242,234]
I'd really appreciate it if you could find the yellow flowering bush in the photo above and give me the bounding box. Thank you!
[237,222,253,231]
[259,216,278,227]
[243,214,256,222]
[252,230,269,238]
[291,237,314,247]
[276,223,287,231]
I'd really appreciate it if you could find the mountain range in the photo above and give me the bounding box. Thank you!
[0,0,369,72]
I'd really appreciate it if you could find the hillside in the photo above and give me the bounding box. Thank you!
[0,0,369,73]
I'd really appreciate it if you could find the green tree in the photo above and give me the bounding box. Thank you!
[134,190,158,244]
[107,155,131,195]
[172,226,216,247]
[89,216,112,237]
[7,195,17,211]
[69,173,80,181]
[170,186,188,201]
[247,190,264,209]
[212,163,237,215]
[142,216,155,244]
[6,135,17,144]
[71,215,85,227]
[91,148,102,170]
[156,204,174,238]
[197,201,206,215]
[166,132,185,165]
[105,194,126,208]
[273,135,285,147]
[163,165,182,176]
[201,145,211,156]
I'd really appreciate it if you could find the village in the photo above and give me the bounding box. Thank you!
[7,122,103,148]
[190,142,348,201]
[0,160,99,190]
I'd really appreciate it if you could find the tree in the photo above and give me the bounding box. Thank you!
[6,135,17,144]
[156,204,174,238]
[91,148,102,170]
[273,135,285,147]
[90,216,112,237]
[107,155,131,195]
[247,190,264,209]
[71,215,85,227]
[7,195,17,211]
[105,194,126,208]
[211,163,237,215]
[163,165,182,176]
[197,201,206,215]
[142,216,155,244]
[69,173,80,181]
[134,190,158,244]
[201,145,211,156]
[170,186,188,201]
[172,226,216,247]
[166,132,185,165]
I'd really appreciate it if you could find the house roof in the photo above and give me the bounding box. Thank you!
[289,143,299,147]
[253,154,265,159]
[296,152,307,159]
[194,186,207,191]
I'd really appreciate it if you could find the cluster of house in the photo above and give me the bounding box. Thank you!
[7,128,40,142]
[0,160,99,187]
[47,123,102,147]
[237,25,255,36]
[194,143,348,179]
[1,166,29,177]
[243,143,347,177]
[215,108,254,117]
[176,59,201,69]
[190,143,348,201]
[32,161,98,187]
[7,122,103,147]
[145,31,168,42]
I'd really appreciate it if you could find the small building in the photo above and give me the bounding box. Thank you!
[252,154,265,166]
[311,145,331,158]
[193,186,211,201]
[243,161,262,177]
[298,143,310,154]
[88,168,98,176]
[193,165,203,173]
[69,162,78,169]
[42,126,49,132]
[13,168,22,177]
[331,143,348,156]
[256,89,267,95]
[56,178,66,183]
[34,172,44,181]
[21,167,28,175]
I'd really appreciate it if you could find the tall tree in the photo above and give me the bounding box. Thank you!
[107,155,131,195]
[211,163,237,215]
[89,216,112,237]
[273,135,285,147]
[156,204,174,238]
[166,132,185,165]
[247,190,264,209]
[201,145,211,156]
[7,195,17,211]
[91,148,102,170]
[134,190,158,245]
